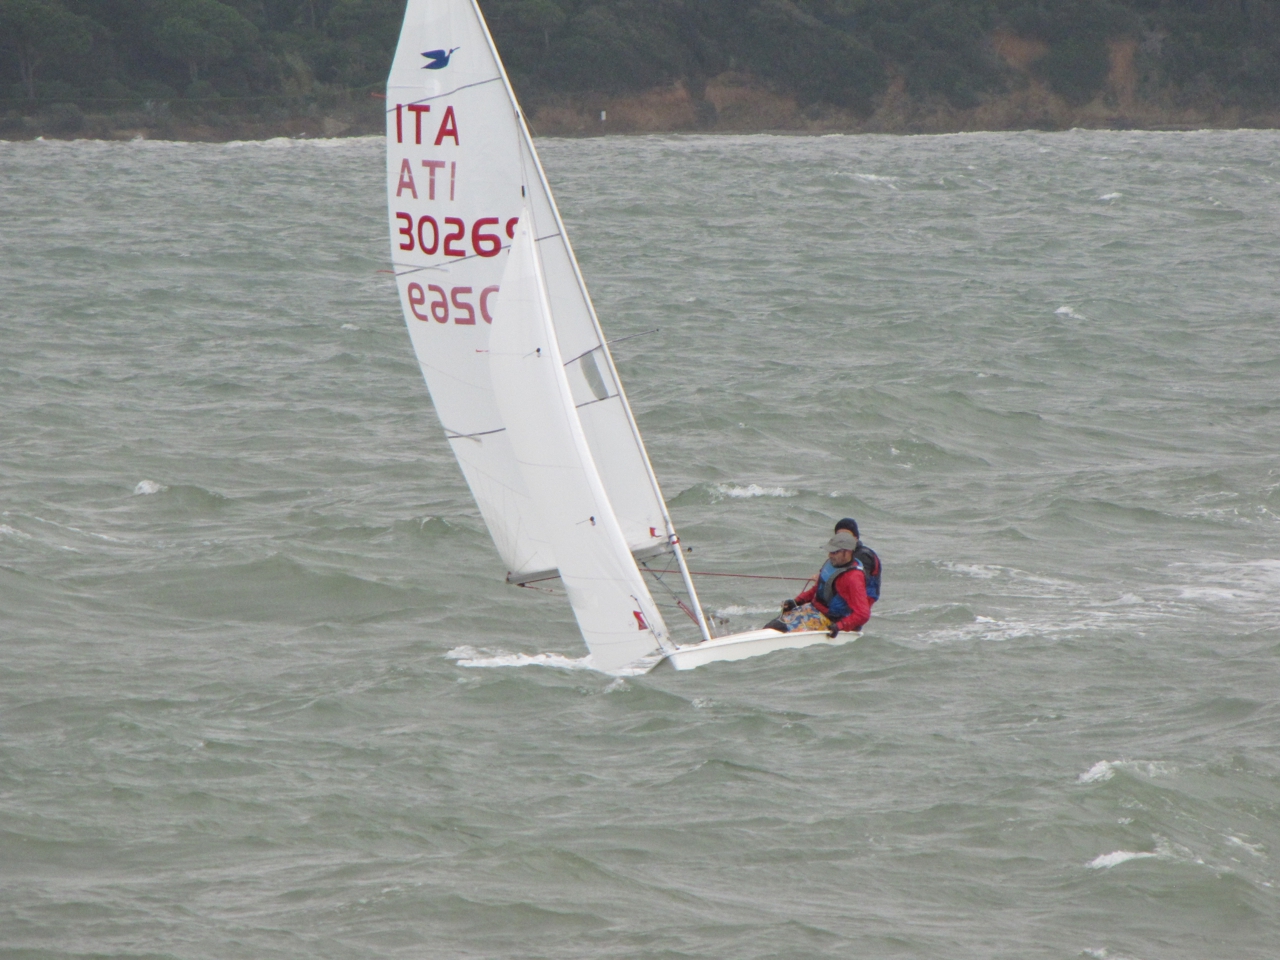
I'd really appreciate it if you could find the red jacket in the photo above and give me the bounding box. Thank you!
[795,566,870,632]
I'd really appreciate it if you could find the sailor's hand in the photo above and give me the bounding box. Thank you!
[781,599,797,612]
[827,624,839,639]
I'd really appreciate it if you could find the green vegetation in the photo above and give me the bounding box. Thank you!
[2,1,1279,119]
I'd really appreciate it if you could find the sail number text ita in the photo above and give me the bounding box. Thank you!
[391,102,517,259]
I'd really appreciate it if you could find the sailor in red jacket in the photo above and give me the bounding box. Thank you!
[764,530,871,637]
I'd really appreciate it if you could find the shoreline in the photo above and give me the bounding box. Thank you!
[4,73,1279,143]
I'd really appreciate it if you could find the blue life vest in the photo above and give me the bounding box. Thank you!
[816,558,864,621]
[854,543,881,601]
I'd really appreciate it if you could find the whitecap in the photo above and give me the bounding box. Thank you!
[0,524,32,540]
[919,605,1120,645]
[222,135,371,151]
[1100,192,1123,201]
[853,173,899,190]
[1079,759,1177,783]
[1087,850,1158,869]
[1178,586,1242,602]
[341,323,361,331]
[1225,835,1265,857]
[1079,761,1116,783]
[1170,560,1280,613]
[712,483,798,500]
[134,480,166,495]
[941,562,1003,580]
[1054,305,1088,321]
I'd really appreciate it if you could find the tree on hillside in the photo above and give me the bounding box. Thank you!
[3,0,1280,119]
[153,0,259,83]
[512,0,565,50]
[742,0,884,110]
[0,0,94,98]
[998,0,1140,104]
[322,0,401,86]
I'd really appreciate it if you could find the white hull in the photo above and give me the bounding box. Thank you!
[656,628,858,671]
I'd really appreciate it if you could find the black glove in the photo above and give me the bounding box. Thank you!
[781,599,797,612]
[827,624,839,639]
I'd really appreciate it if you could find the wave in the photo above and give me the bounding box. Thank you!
[1171,559,1280,613]
[852,173,900,189]
[667,482,800,506]
[127,553,413,623]
[1086,836,1178,870]
[221,135,379,151]
[1087,849,1160,869]
[1078,760,1178,784]
[130,482,232,515]
[713,483,798,500]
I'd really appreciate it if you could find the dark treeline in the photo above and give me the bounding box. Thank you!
[2,0,1279,112]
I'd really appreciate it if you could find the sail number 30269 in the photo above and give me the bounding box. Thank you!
[407,283,500,325]
[395,212,518,258]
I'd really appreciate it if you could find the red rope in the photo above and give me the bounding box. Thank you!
[514,570,812,587]
[685,570,812,582]
[675,598,701,626]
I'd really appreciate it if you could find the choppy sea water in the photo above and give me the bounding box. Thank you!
[2,130,1278,958]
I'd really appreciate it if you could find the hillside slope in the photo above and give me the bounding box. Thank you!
[2,1,1278,137]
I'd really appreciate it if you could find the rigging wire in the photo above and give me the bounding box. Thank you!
[515,567,812,587]
[639,558,702,627]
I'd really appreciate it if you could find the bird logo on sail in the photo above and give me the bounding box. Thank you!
[421,47,459,70]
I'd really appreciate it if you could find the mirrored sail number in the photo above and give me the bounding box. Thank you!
[407,283,501,325]
[395,213,519,258]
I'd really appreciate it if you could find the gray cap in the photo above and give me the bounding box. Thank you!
[826,530,857,552]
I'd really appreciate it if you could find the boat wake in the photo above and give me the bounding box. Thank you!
[446,645,596,671]
[445,645,662,677]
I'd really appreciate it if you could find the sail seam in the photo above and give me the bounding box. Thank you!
[445,427,506,441]
[386,76,503,109]
[563,328,660,365]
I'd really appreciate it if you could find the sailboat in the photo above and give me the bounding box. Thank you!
[386,0,858,673]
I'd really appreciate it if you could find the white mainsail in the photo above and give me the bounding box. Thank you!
[490,217,670,671]
[386,0,674,580]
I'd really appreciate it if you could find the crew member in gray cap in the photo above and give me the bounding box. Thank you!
[763,529,871,637]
